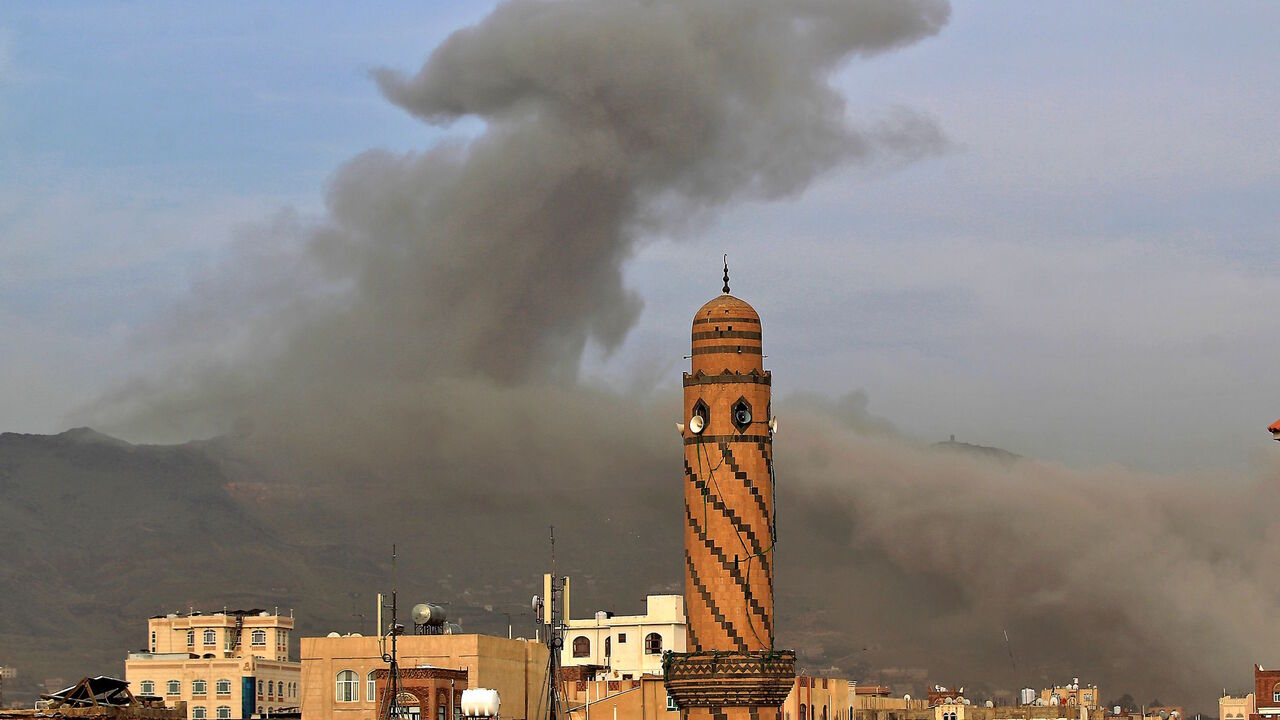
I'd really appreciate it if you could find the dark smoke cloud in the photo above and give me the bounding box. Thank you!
[91,0,1280,711]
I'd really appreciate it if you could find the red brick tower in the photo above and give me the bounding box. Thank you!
[664,264,794,720]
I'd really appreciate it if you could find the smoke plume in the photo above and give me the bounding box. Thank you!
[87,0,1280,710]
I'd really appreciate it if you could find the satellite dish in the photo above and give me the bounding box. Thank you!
[768,417,778,434]
[689,415,705,434]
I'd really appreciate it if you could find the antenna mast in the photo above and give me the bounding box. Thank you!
[380,546,404,720]
[542,526,565,720]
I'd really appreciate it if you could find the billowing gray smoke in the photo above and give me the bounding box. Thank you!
[90,0,1280,711]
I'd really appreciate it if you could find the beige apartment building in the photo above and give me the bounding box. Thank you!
[561,596,687,680]
[125,609,300,720]
[1219,692,1254,720]
[300,633,549,720]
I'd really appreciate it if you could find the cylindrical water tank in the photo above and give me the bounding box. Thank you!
[461,688,500,718]
[412,603,448,626]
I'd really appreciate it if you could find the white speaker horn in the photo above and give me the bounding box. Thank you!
[768,416,778,434]
[676,422,686,435]
[688,414,705,434]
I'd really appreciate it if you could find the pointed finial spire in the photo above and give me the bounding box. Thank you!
[722,254,730,294]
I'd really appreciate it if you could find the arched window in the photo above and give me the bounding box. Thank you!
[193,707,207,719]
[251,630,267,646]
[438,689,450,720]
[193,680,207,696]
[605,637,611,657]
[822,706,828,720]
[268,681,274,697]
[203,629,217,646]
[800,703,807,720]
[645,633,663,655]
[368,671,377,704]
[216,679,231,696]
[336,670,359,703]
[140,681,155,696]
[572,636,590,658]
[394,692,421,720]
[167,680,181,696]
[216,707,231,720]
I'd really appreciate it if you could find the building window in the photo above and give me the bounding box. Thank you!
[187,631,195,647]
[438,690,449,720]
[617,633,627,643]
[216,707,231,720]
[268,681,275,697]
[166,680,181,696]
[604,637,611,657]
[193,680,207,696]
[203,629,217,646]
[667,695,678,712]
[216,679,231,696]
[572,636,590,658]
[193,708,207,720]
[1273,685,1280,704]
[336,670,359,703]
[251,630,267,646]
[140,681,156,696]
[645,633,662,655]
[257,680,263,698]
[800,703,807,720]
[368,671,377,702]
[395,692,421,720]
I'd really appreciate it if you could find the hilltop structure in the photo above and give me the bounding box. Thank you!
[664,266,795,720]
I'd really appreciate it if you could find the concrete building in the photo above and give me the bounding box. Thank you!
[561,596,687,680]
[785,677,853,720]
[299,633,548,720]
[664,271,795,720]
[1220,692,1254,720]
[1039,681,1098,710]
[564,675,675,720]
[125,610,299,720]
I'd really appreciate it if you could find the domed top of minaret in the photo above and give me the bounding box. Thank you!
[689,258,763,375]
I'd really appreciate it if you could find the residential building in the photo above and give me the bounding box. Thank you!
[125,609,300,720]
[561,595,687,680]
[785,677,852,720]
[1220,692,1254,720]
[300,633,548,720]
[1040,680,1099,709]
[563,675,675,720]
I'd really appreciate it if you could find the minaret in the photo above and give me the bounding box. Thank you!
[665,261,794,720]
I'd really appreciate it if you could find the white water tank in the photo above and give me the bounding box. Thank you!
[461,688,500,718]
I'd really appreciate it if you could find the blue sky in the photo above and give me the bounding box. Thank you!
[2,1,1279,471]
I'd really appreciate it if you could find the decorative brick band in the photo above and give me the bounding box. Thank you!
[683,372,771,387]
[691,331,763,341]
[690,346,763,356]
[684,435,771,446]
[693,317,760,326]
[664,650,795,709]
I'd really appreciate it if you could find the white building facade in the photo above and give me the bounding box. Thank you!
[560,595,687,679]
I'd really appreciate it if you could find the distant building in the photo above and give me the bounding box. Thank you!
[561,595,687,680]
[124,609,300,720]
[299,633,548,720]
[1219,692,1254,720]
[1040,680,1099,709]
[928,687,965,707]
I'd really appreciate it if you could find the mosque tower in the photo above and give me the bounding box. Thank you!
[664,261,795,720]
